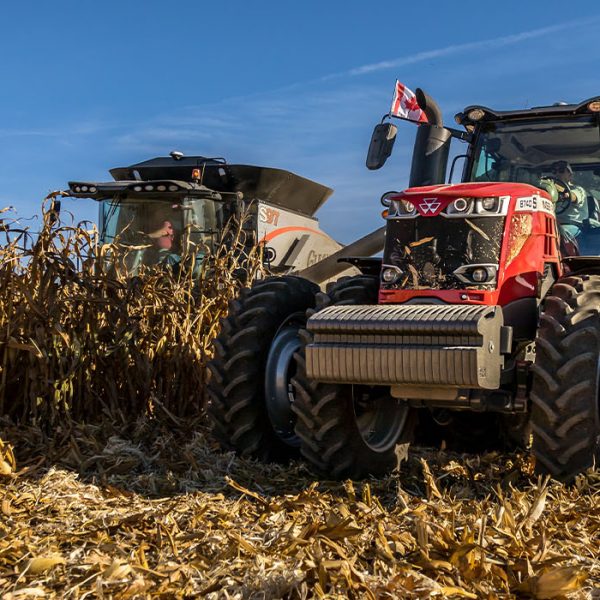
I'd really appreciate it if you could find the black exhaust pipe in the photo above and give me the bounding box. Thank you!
[409,88,451,187]
[415,88,444,127]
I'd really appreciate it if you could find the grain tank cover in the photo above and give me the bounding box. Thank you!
[109,156,333,218]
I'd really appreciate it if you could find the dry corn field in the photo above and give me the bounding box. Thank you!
[0,205,599,599]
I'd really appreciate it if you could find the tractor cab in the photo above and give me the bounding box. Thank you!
[459,102,600,257]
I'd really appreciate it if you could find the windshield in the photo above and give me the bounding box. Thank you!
[468,116,600,184]
[100,196,224,267]
[467,115,600,256]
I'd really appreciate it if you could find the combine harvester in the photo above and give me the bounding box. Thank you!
[209,86,600,483]
[65,153,379,279]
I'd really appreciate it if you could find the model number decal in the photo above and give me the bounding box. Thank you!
[515,196,554,215]
[259,206,280,226]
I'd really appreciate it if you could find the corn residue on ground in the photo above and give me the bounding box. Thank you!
[0,428,599,599]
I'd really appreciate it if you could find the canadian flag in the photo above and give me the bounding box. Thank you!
[390,80,428,123]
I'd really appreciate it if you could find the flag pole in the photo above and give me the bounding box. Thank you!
[388,79,399,119]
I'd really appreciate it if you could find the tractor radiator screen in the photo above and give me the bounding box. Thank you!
[383,216,505,289]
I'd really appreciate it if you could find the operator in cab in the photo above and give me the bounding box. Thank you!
[144,217,181,268]
[538,160,599,255]
[550,161,588,238]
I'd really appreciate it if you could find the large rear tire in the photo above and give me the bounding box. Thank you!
[292,275,417,479]
[207,276,319,462]
[530,275,600,482]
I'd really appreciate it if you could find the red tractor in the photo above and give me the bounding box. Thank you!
[208,90,600,482]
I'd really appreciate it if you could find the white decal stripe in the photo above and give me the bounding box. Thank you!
[514,195,554,215]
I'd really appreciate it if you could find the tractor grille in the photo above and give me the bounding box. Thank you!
[382,217,505,290]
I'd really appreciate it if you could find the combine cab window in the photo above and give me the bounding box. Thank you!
[467,115,600,256]
[100,196,223,269]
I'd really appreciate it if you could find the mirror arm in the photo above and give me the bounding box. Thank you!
[446,126,472,142]
[385,113,472,143]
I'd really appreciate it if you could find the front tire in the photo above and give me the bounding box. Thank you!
[530,275,600,482]
[292,276,417,479]
[207,276,318,462]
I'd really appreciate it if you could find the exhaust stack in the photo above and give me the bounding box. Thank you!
[409,88,452,187]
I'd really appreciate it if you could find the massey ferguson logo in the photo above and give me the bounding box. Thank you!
[418,198,442,214]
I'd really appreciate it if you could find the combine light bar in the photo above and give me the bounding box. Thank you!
[128,182,181,193]
[67,180,222,200]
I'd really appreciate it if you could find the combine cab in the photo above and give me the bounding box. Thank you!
[66,154,349,277]
[209,91,600,482]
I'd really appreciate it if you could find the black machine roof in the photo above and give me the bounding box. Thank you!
[457,96,600,126]
[104,156,334,217]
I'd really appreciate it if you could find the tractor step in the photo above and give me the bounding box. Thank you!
[305,304,509,389]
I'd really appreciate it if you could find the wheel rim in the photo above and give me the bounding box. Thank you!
[352,387,410,452]
[264,322,301,447]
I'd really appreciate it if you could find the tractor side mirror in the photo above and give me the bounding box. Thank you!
[366,123,397,170]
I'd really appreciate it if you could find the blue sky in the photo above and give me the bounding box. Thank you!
[1,1,600,242]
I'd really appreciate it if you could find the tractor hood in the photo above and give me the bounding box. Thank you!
[397,181,547,200]
[105,156,334,218]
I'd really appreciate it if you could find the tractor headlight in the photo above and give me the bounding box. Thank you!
[471,267,488,283]
[388,199,416,218]
[453,264,498,285]
[453,198,469,212]
[381,266,401,283]
[477,196,501,213]
[446,196,506,217]
[446,197,473,216]
[133,185,143,192]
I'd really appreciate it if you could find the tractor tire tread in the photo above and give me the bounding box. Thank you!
[530,274,600,482]
[207,276,318,461]
[292,274,416,479]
